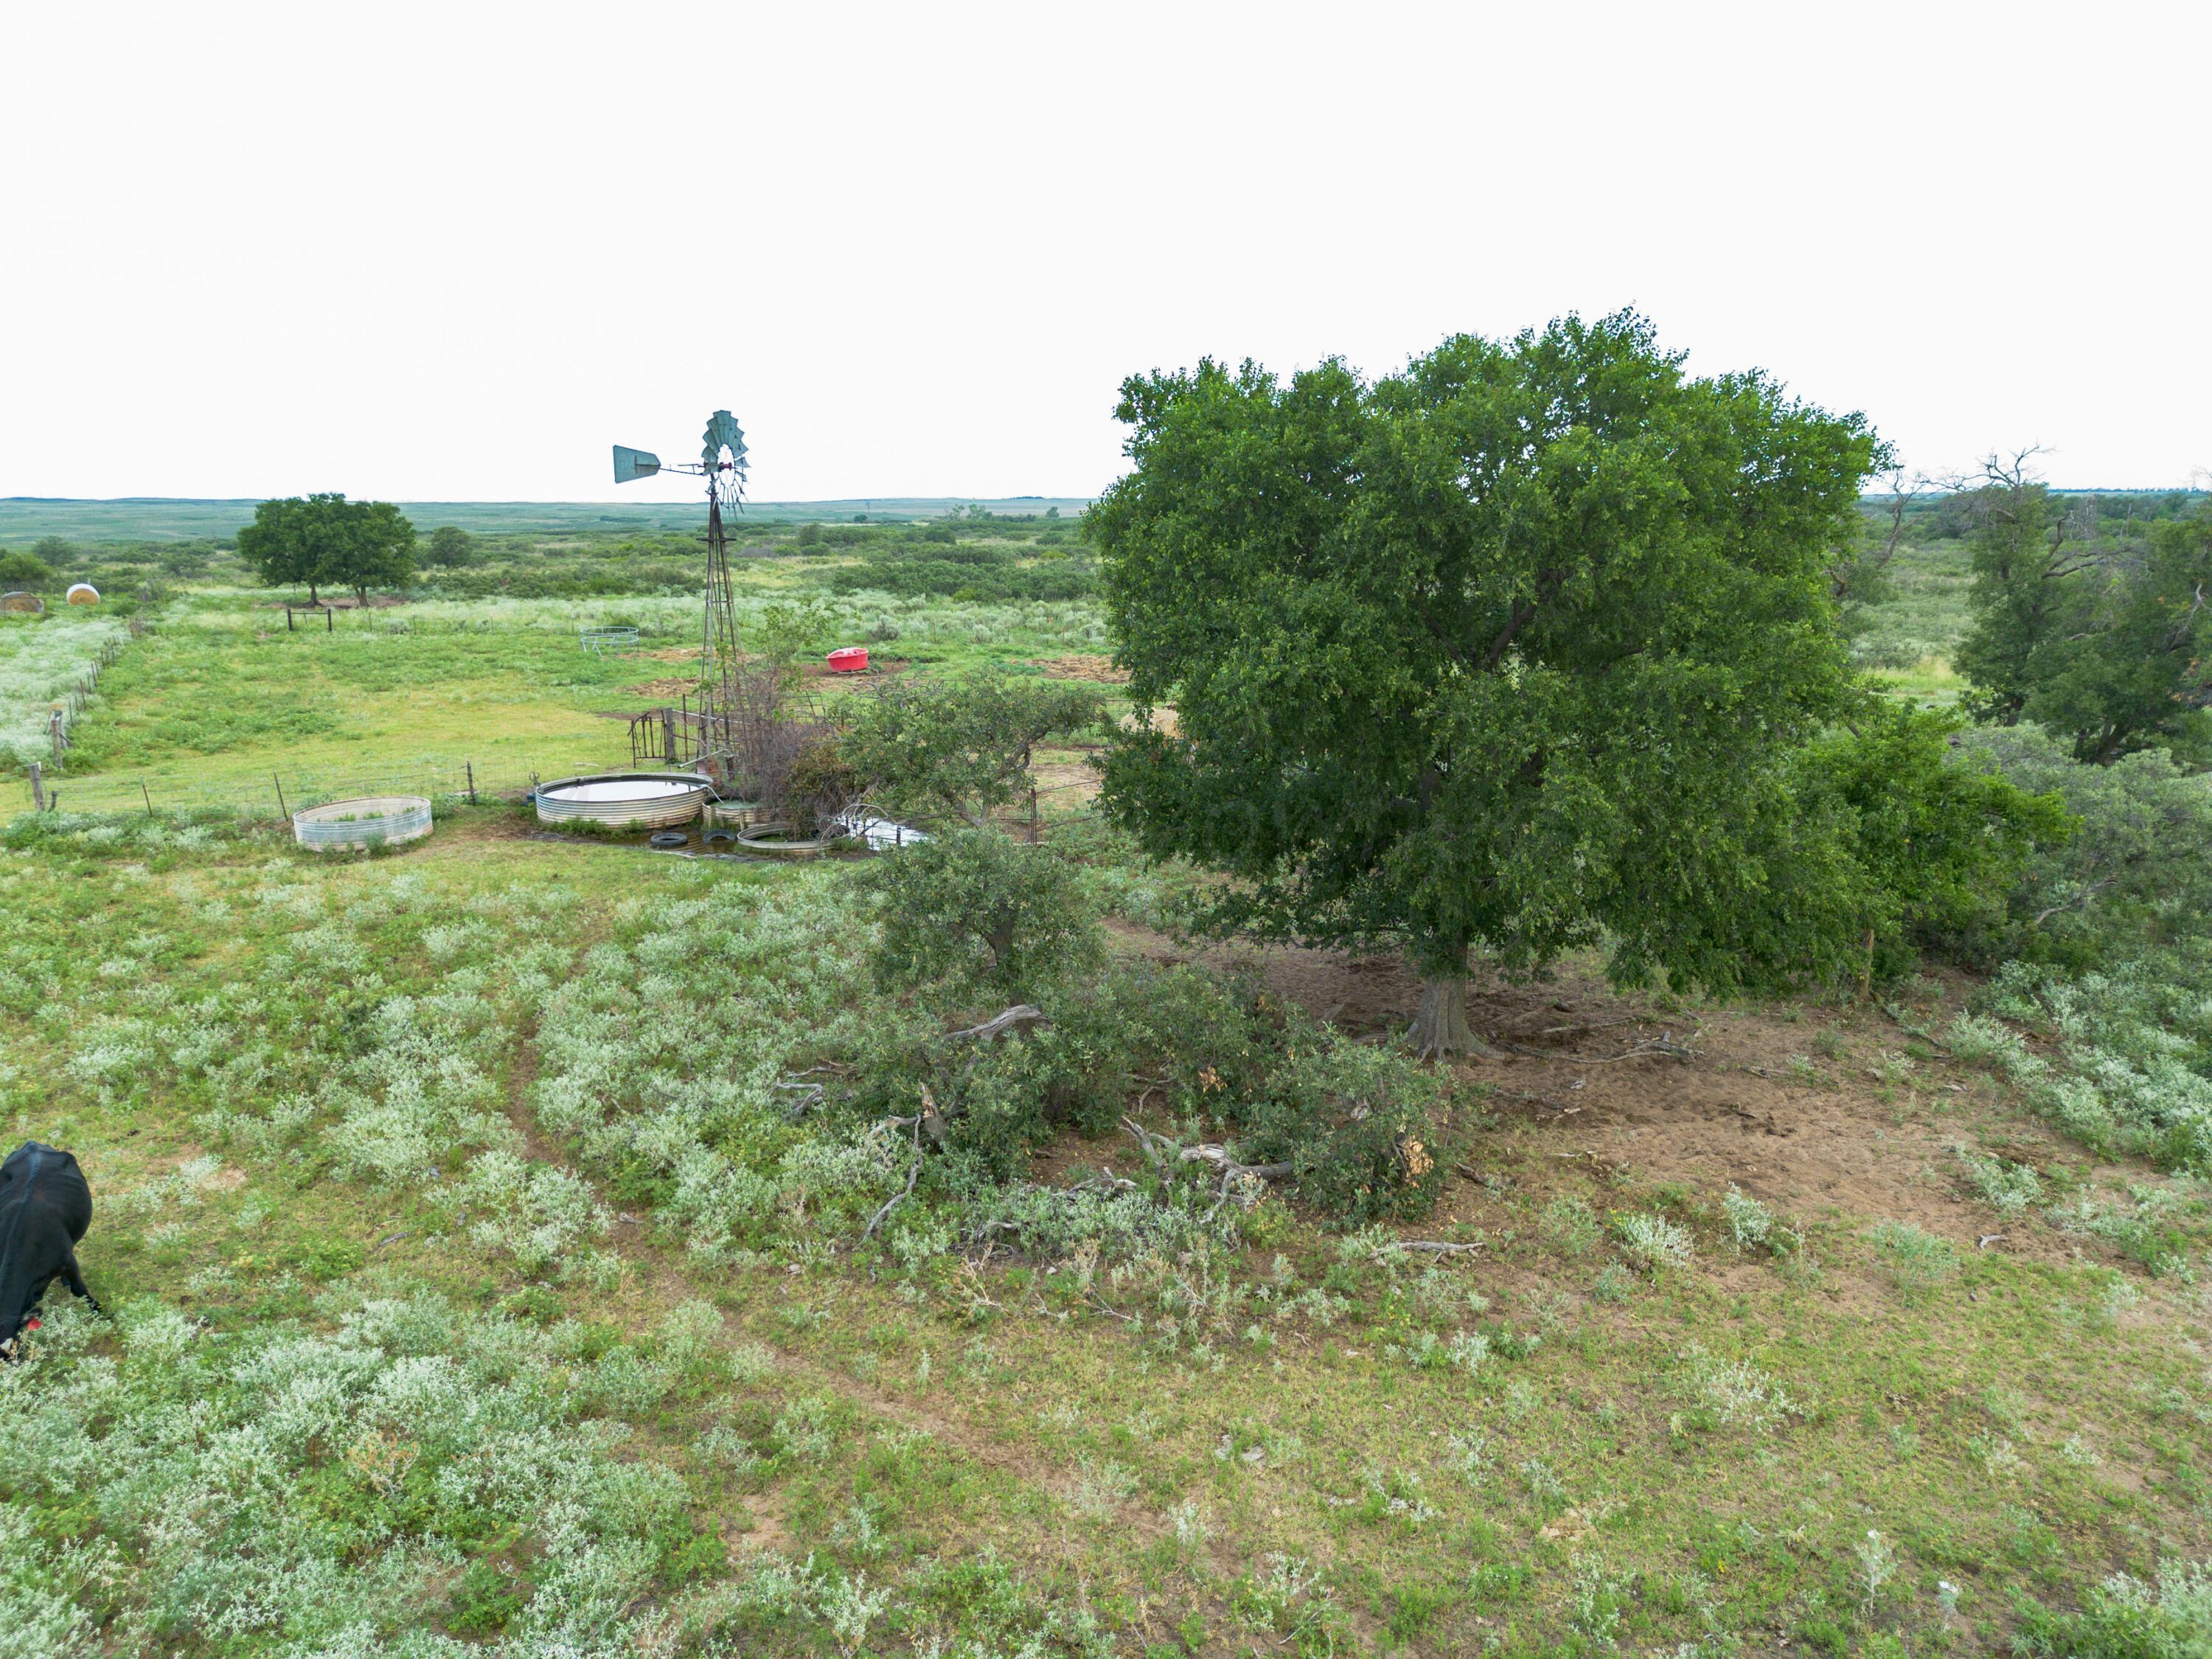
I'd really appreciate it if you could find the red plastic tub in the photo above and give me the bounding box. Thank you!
[826,646,869,673]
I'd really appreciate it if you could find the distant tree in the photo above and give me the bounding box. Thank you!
[31,536,75,570]
[424,525,476,568]
[796,521,824,547]
[0,550,57,590]
[1952,453,2087,728]
[1092,312,1890,1054]
[844,669,1104,830]
[1955,453,2211,762]
[342,501,417,602]
[1045,505,1061,520]
[237,494,417,605]
[1833,466,1925,609]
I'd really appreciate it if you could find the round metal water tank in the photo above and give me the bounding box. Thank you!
[533,771,711,830]
[293,796,434,851]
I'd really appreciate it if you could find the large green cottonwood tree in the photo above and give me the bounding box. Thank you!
[1093,313,1886,1054]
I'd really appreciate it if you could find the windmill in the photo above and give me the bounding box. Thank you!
[612,411,751,785]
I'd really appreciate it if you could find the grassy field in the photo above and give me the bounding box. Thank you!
[1,507,2208,1655]
[4,808,2208,1657]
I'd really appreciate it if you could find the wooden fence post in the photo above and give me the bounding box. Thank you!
[466,761,477,805]
[28,762,43,813]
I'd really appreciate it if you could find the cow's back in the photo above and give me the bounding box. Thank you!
[0,1141,93,1246]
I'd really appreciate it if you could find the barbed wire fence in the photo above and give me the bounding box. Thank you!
[14,757,607,822]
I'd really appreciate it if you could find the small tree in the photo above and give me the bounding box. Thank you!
[867,830,1103,1001]
[236,494,417,605]
[845,670,1103,830]
[1092,313,1888,1053]
[1954,458,2211,763]
[31,537,75,570]
[1791,702,2069,987]
[424,526,476,568]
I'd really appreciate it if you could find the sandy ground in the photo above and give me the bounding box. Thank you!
[1096,922,2087,1266]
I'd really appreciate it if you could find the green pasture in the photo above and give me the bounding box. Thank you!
[0,813,2205,1655]
[1,501,2206,1653]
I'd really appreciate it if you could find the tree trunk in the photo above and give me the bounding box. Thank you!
[307,581,320,605]
[1409,975,1484,1058]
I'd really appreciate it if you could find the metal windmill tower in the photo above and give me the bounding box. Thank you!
[613,411,751,782]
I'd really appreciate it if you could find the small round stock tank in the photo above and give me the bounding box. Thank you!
[533,771,711,830]
[293,796,434,852]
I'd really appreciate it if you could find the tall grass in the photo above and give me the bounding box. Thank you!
[0,614,129,770]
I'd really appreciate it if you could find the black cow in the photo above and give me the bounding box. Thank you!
[0,1141,101,1360]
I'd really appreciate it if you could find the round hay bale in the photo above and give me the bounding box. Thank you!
[0,591,44,615]
[65,583,100,606]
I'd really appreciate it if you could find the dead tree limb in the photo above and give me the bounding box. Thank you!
[1490,1034,1698,1064]
[862,1119,924,1243]
[1396,1239,1484,1256]
[939,1006,1050,1046]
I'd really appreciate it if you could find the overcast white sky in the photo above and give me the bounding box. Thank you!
[4,2,2205,504]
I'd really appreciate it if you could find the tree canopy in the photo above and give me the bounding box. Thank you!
[1091,312,1895,1051]
[236,494,417,604]
[423,525,476,568]
[844,669,1102,830]
[1955,458,2212,764]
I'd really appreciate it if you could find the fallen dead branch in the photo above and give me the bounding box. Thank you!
[1490,1032,1698,1064]
[1395,1239,1483,1256]
[939,1006,1050,1046]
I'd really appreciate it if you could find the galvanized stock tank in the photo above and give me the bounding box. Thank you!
[532,771,711,830]
[293,796,434,852]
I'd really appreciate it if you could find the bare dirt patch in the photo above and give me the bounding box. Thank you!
[1032,655,1129,685]
[1101,924,2073,1258]
[623,675,704,700]
[1029,760,1099,805]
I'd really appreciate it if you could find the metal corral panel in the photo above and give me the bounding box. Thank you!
[535,771,710,830]
[293,796,434,851]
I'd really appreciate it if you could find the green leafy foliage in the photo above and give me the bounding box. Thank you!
[0,549,57,590]
[1955,462,2212,765]
[1955,724,2212,967]
[236,493,417,604]
[828,535,1097,602]
[1790,701,2069,980]
[1092,311,1887,1006]
[866,830,1104,1001]
[844,669,1102,829]
[422,524,477,568]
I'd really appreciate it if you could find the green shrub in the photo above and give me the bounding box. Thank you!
[2014,1555,2212,1659]
[866,830,1104,1002]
